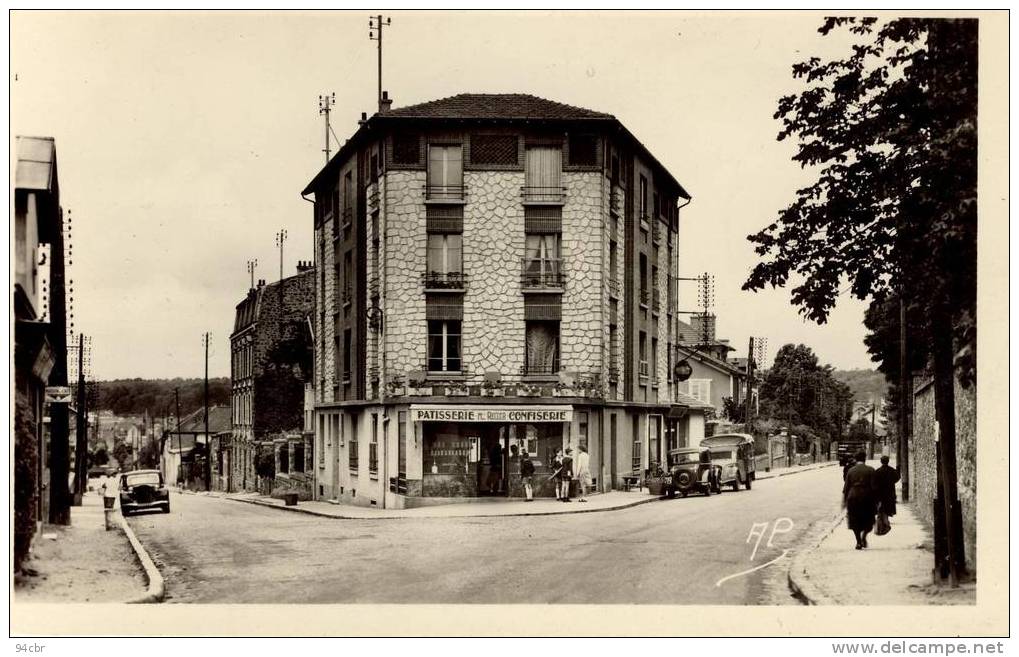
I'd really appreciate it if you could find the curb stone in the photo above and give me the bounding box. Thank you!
[118,513,166,604]
[226,493,665,520]
[786,508,846,605]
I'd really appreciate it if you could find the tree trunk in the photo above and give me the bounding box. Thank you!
[932,307,966,585]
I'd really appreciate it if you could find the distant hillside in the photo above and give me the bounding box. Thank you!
[832,369,888,403]
[96,378,231,417]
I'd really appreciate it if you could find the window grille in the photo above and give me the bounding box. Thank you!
[393,133,421,165]
[470,134,518,165]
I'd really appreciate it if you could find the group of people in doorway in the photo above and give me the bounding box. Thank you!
[842,451,901,550]
[504,443,591,503]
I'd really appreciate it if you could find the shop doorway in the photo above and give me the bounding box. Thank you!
[479,426,506,496]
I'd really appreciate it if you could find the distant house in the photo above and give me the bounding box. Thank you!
[166,406,231,489]
[674,317,748,419]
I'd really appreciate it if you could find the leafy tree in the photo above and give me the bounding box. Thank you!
[743,17,976,580]
[721,396,745,423]
[137,439,161,469]
[848,418,873,442]
[90,447,110,467]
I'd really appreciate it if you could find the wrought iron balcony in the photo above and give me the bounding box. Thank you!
[651,290,660,313]
[609,186,621,217]
[422,271,468,291]
[341,206,353,228]
[340,284,352,306]
[367,184,380,210]
[520,363,561,377]
[425,184,466,202]
[639,288,649,307]
[638,360,649,378]
[607,277,620,298]
[521,258,566,290]
[521,186,566,204]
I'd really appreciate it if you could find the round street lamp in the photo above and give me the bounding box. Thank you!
[673,359,693,382]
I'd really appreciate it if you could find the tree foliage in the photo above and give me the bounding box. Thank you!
[97,377,231,417]
[743,18,977,385]
[758,344,854,449]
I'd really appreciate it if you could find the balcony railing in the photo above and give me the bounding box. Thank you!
[341,370,351,384]
[367,184,380,210]
[639,360,649,378]
[425,184,466,202]
[521,186,566,204]
[651,290,660,313]
[341,206,353,229]
[607,277,620,298]
[521,258,566,289]
[639,288,649,307]
[608,361,619,383]
[423,271,468,291]
[609,186,621,216]
[520,362,561,377]
[341,284,352,306]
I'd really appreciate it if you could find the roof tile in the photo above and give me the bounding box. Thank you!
[383,93,614,121]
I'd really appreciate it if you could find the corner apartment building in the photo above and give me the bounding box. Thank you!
[229,263,315,495]
[304,93,707,508]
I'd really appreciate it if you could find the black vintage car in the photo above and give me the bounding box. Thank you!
[665,447,721,498]
[119,469,170,516]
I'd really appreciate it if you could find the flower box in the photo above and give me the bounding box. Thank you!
[409,387,432,397]
[445,387,469,397]
[480,388,505,397]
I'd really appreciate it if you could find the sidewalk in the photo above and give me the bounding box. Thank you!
[14,493,147,603]
[789,491,976,605]
[210,460,836,520]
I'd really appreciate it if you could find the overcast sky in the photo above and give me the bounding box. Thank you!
[11,10,876,380]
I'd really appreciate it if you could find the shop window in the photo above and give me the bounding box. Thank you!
[427,320,462,372]
[424,426,472,475]
[524,320,560,375]
[349,420,359,471]
[649,415,662,469]
[369,413,379,476]
[397,411,408,492]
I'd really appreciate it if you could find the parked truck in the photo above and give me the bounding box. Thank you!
[836,441,871,466]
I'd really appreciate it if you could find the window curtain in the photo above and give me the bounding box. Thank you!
[525,147,562,189]
[427,234,462,274]
[428,145,462,188]
[524,234,560,277]
[526,322,559,371]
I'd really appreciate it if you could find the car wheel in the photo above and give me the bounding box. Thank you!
[704,484,711,497]
[681,491,688,498]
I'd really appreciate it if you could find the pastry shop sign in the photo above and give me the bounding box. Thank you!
[411,405,573,423]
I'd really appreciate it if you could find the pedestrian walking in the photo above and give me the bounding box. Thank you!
[560,448,575,502]
[842,455,855,481]
[575,445,591,502]
[550,447,564,500]
[874,455,901,518]
[842,450,877,549]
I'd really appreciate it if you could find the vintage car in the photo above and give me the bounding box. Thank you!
[701,433,756,491]
[119,469,170,516]
[665,447,721,498]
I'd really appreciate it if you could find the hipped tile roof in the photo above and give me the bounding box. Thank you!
[383,93,614,121]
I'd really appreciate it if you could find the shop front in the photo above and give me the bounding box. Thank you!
[411,404,573,499]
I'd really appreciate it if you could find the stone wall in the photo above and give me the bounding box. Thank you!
[561,171,605,377]
[381,170,427,380]
[910,373,977,572]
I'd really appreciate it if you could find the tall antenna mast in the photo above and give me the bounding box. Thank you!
[369,15,392,110]
[319,93,336,163]
[275,229,288,283]
[247,258,258,290]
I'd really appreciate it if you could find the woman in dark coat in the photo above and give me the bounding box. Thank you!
[874,455,901,517]
[842,450,878,549]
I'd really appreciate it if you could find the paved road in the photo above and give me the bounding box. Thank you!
[127,466,843,604]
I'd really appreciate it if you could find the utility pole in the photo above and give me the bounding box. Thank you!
[175,387,182,487]
[203,332,211,492]
[49,207,71,525]
[275,229,288,283]
[247,259,258,291]
[319,93,336,163]
[369,15,392,110]
[744,336,755,432]
[72,334,86,503]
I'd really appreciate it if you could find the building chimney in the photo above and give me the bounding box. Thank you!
[379,90,392,114]
[358,111,368,126]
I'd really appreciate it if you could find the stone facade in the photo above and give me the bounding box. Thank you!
[909,372,977,573]
[560,171,605,377]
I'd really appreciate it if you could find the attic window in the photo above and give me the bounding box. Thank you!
[568,134,598,166]
[393,133,420,165]
[470,134,518,165]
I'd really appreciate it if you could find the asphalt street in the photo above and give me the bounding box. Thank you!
[127,465,843,604]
